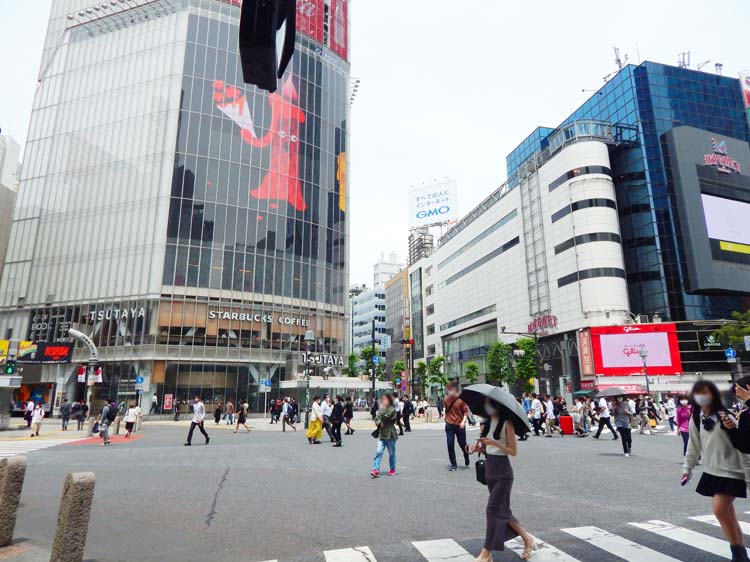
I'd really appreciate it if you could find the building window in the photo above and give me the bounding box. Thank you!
[438,209,518,270]
[427,324,435,335]
[427,345,437,356]
[426,304,435,316]
[438,237,520,289]
[425,285,433,296]
[440,304,497,331]
[548,165,612,192]
[551,198,617,223]
[557,267,626,288]
[554,232,622,255]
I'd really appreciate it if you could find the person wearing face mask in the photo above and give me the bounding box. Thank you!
[468,398,536,561]
[676,395,693,455]
[443,381,470,471]
[682,381,747,562]
[613,396,634,457]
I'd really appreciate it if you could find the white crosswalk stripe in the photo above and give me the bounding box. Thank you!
[324,546,376,561]
[0,437,83,459]
[629,520,733,559]
[562,525,682,561]
[690,514,750,535]
[412,539,474,562]
[506,534,581,561]
[256,513,741,562]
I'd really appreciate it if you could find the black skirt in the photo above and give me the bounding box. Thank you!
[696,472,747,498]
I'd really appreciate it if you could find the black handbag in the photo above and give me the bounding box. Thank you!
[475,453,487,485]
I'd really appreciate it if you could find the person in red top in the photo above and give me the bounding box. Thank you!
[444,381,470,471]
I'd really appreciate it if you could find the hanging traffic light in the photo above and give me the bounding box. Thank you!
[4,360,16,375]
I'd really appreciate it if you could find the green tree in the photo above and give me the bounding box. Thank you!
[713,311,750,347]
[486,341,515,386]
[514,337,537,393]
[427,356,447,392]
[464,362,480,385]
[392,360,406,378]
[415,361,428,396]
[344,352,359,377]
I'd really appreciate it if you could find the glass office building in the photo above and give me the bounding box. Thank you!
[0,0,350,413]
[507,62,750,322]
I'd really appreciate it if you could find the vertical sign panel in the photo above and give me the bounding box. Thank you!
[329,0,348,60]
[740,72,750,123]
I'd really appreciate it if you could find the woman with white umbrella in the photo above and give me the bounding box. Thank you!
[462,385,536,561]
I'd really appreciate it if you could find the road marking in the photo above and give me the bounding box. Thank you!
[563,526,682,561]
[629,520,731,559]
[506,534,581,561]
[0,438,83,459]
[324,546,377,561]
[690,514,750,535]
[412,539,474,561]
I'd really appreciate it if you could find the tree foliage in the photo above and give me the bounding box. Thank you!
[344,353,359,377]
[392,360,406,377]
[464,362,480,385]
[514,338,538,391]
[486,341,515,387]
[427,356,447,391]
[713,311,750,348]
[414,361,428,397]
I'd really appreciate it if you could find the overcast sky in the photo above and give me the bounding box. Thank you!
[2,0,749,286]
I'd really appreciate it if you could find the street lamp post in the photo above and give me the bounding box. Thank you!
[303,329,315,429]
[639,348,650,396]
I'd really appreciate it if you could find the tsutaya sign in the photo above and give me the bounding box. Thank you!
[704,138,742,174]
[208,309,310,327]
[88,307,145,321]
[302,352,345,367]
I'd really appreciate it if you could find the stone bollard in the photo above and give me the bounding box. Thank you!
[0,456,27,547]
[50,473,96,562]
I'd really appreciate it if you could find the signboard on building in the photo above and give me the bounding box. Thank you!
[740,72,750,122]
[578,329,595,376]
[164,394,174,411]
[528,314,558,334]
[0,340,8,364]
[408,181,459,228]
[208,309,310,327]
[302,352,345,367]
[590,323,683,377]
[329,0,348,60]
[16,342,74,364]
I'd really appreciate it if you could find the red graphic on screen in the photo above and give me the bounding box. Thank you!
[213,76,307,211]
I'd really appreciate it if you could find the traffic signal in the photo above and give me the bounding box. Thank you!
[4,360,16,375]
[239,0,297,93]
[400,338,415,346]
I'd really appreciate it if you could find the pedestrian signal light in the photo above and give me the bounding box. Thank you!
[4,361,16,375]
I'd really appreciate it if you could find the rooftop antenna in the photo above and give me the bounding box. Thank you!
[715,62,723,76]
[697,60,711,70]
[678,51,691,69]
[604,47,628,82]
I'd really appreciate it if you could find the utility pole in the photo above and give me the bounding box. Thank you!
[371,319,376,400]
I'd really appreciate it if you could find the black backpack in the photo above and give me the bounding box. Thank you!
[105,405,117,423]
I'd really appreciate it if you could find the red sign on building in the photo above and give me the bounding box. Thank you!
[590,323,683,377]
[329,0,348,60]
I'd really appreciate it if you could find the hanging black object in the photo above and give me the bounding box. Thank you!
[239,0,296,93]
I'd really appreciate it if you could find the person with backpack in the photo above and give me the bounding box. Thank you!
[330,395,344,447]
[682,381,746,562]
[29,403,45,437]
[443,382,470,471]
[234,400,250,433]
[98,399,117,446]
[71,401,81,430]
[281,398,296,432]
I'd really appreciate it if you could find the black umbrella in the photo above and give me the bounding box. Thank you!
[459,384,530,437]
[595,387,628,398]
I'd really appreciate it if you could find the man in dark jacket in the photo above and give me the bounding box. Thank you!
[402,395,413,432]
[330,395,345,447]
[60,399,72,431]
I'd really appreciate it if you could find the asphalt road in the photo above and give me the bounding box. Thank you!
[4,420,742,562]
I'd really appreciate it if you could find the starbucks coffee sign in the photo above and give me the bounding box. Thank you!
[208,309,310,327]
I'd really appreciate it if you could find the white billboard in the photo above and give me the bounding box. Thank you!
[701,193,750,245]
[408,181,458,228]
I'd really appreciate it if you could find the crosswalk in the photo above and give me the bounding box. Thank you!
[257,513,745,561]
[0,437,83,459]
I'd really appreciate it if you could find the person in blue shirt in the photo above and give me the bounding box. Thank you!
[522,393,532,415]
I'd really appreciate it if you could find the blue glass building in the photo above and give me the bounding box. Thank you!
[507,61,750,322]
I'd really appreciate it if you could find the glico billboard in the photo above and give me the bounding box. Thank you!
[588,323,683,377]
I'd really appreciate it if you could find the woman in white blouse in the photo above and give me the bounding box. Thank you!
[123,404,138,438]
[469,397,536,561]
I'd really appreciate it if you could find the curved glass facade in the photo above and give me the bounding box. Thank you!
[0,0,350,414]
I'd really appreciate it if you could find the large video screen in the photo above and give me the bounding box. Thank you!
[701,193,750,248]
[590,324,683,376]
[599,332,672,368]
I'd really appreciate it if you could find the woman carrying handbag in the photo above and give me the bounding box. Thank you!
[468,395,536,561]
